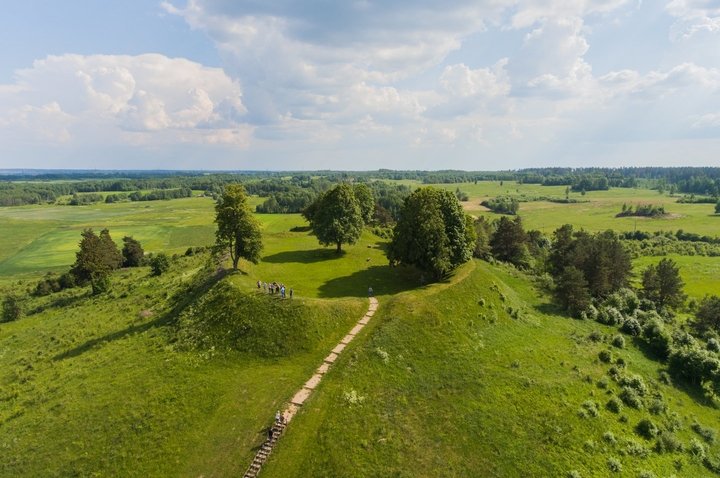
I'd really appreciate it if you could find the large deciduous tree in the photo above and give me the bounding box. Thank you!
[306,183,364,253]
[389,187,475,280]
[215,184,263,269]
[71,228,122,295]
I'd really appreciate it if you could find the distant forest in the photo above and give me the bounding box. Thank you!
[2,167,720,207]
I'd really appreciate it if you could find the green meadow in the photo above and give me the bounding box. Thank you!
[1,182,720,477]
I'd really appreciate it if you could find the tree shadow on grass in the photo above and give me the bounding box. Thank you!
[53,268,226,361]
[262,248,345,264]
[317,264,420,298]
[533,301,567,317]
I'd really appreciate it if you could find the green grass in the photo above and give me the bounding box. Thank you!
[633,255,720,299]
[261,260,719,477]
[0,254,368,477]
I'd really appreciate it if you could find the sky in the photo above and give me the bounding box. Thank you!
[1,0,719,171]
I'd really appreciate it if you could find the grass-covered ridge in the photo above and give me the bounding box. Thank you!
[0,253,366,477]
[262,260,720,477]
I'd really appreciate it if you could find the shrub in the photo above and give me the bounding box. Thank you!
[655,433,684,454]
[1,295,22,323]
[612,335,626,349]
[598,306,624,326]
[619,374,648,395]
[620,387,643,409]
[621,317,642,336]
[636,418,660,439]
[692,422,717,444]
[607,457,622,473]
[648,397,667,415]
[606,396,623,413]
[597,376,609,389]
[599,350,613,363]
[567,471,582,478]
[638,471,657,478]
[588,330,603,342]
[602,431,617,444]
[581,400,599,417]
[615,357,626,368]
[688,438,706,460]
[150,253,171,276]
[708,337,720,353]
[625,439,650,457]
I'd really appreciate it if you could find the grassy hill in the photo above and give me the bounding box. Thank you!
[262,261,720,477]
[0,253,366,477]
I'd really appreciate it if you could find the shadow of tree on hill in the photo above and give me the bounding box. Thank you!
[53,267,227,361]
[27,290,90,316]
[262,248,345,264]
[317,264,419,298]
[533,301,569,317]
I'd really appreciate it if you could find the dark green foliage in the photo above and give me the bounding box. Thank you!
[606,396,623,413]
[716,200,720,214]
[214,184,263,268]
[481,196,519,215]
[306,183,364,253]
[255,189,317,213]
[122,236,145,267]
[641,258,686,310]
[150,253,171,276]
[620,387,643,409]
[549,226,632,313]
[1,295,22,323]
[607,457,622,473]
[599,349,613,363]
[454,188,469,202]
[621,318,642,336]
[71,228,122,295]
[68,193,104,205]
[636,418,660,439]
[389,187,475,280]
[490,216,529,267]
[353,183,375,224]
[473,216,493,259]
[612,335,626,348]
[642,318,674,359]
[693,295,720,335]
[616,204,666,218]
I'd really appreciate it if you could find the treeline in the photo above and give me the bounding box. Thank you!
[616,204,667,218]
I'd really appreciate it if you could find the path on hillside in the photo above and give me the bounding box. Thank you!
[243,296,379,478]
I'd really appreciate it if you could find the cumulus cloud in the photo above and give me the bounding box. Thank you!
[0,53,249,148]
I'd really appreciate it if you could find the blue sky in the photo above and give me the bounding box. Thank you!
[1,0,719,170]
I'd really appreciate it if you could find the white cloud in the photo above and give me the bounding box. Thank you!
[0,54,249,148]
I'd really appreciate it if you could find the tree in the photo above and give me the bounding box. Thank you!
[693,295,720,335]
[554,266,591,316]
[641,258,686,310]
[215,184,263,269]
[150,253,170,276]
[1,295,22,323]
[353,183,375,224]
[716,200,720,214]
[389,187,475,280]
[307,183,364,253]
[490,216,529,267]
[122,236,145,267]
[71,228,122,295]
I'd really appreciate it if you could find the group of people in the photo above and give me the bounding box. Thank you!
[257,280,293,299]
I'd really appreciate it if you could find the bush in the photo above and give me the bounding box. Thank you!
[625,439,650,457]
[688,438,706,460]
[708,337,720,353]
[588,330,603,342]
[607,396,623,413]
[636,418,660,439]
[607,457,622,473]
[638,470,656,478]
[619,374,648,396]
[620,387,643,409]
[655,433,684,454]
[612,335,626,349]
[692,422,717,444]
[150,253,171,276]
[621,317,642,336]
[599,350,613,363]
[648,397,667,415]
[602,431,617,444]
[1,295,22,323]
[580,400,599,417]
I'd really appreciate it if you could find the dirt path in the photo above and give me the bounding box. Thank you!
[243,296,379,478]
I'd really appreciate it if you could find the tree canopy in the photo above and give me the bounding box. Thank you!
[214,184,263,269]
[641,258,686,310]
[305,183,366,253]
[389,187,475,280]
[71,228,123,295]
[122,236,145,267]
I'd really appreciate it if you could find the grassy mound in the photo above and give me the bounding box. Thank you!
[175,278,354,357]
[261,260,719,477]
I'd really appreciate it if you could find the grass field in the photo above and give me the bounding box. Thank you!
[2,182,720,477]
